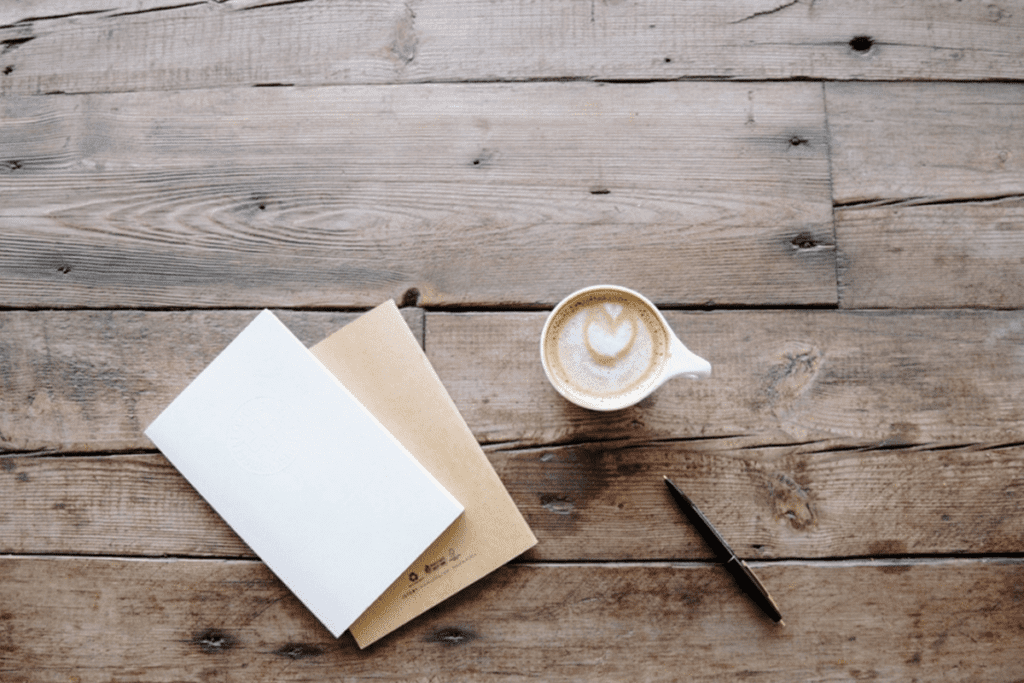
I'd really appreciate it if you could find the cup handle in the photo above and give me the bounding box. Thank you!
[665,335,712,380]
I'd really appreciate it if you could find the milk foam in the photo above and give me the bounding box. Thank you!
[547,294,666,399]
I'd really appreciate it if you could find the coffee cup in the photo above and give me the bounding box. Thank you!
[540,285,711,411]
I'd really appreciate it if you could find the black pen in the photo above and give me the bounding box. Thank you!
[663,476,785,626]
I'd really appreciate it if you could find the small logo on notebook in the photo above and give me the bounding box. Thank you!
[424,548,461,575]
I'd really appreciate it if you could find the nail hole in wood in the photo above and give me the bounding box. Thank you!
[193,629,236,654]
[272,643,325,660]
[849,36,874,53]
[791,234,818,250]
[429,627,477,646]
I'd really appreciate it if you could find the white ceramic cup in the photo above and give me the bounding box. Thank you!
[540,285,711,411]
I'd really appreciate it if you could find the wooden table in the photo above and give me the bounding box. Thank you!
[2,1,1023,680]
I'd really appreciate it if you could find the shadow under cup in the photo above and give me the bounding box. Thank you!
[541,286,707,411]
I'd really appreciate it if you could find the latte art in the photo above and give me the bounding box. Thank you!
[584,305,638,365]
[544,292,668,402]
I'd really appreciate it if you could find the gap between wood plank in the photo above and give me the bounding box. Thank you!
[835,193,1024,210]
[3,78,1023,98]
[0,303,845,314]
[0,435,1004,457]
[3,78,1024,99]
[0,434,1016,457]
[2,553,1021,567]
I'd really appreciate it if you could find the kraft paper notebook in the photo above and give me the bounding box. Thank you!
[311,300,537,648]
[145,310,464,638]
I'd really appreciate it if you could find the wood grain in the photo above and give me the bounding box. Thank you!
[0,453,248,557]
[498,440,1024,561]
[0,308,421,453]
[6,308,1024,453]
[835,198,1024,309]
[827,83,1024,205]
[0,82,835,308]
[1,0,1021,94]
[428,309,1024,447]
[0,1,1021,679]
[1,556,1021,682]
[826,83,1024,309]
[3,443,1022,560]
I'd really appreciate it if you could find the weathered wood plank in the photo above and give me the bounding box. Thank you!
[1,556,1021,682]
[827,83,1024,205]
[0,82,835,308]
[3,443,1022,559]
[427,309,1024,446]
[0,308,422,453]
[835,198,1024,309]
[0,453,247,557]
[5,309,1024,453]
[826,83,1024,309]
[1,0,1022,94]
[499,440,1024,561]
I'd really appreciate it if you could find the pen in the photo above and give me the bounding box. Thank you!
[663,475,785,626]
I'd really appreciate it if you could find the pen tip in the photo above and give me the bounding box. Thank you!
[778,619,786,627]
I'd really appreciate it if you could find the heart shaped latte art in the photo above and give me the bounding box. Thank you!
[584,308,638,366]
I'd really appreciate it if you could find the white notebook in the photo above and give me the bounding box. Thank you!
[145,310,464,637]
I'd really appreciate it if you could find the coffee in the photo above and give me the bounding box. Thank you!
[542,288,670,409]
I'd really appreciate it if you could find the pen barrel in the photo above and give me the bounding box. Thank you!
[663,477,784,625]
[724,556,784,623]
